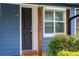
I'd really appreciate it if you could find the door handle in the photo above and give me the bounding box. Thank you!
[30,30,32,32]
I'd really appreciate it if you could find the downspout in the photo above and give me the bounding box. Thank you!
[68,14,79,35]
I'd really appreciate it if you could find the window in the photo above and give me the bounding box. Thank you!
[44,7,66,37]
[45,22,54,33]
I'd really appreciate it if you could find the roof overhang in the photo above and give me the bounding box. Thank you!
[29,3,79,8]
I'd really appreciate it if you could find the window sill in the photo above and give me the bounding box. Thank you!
[43,33,66,37]
[43,34,55,37]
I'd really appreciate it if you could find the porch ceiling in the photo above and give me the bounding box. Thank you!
[29,3,79,8]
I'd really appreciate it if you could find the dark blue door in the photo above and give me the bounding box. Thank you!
[0,4,20,56]
[22,8,32,50]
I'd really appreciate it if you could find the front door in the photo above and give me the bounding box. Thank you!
[22,8,32,50]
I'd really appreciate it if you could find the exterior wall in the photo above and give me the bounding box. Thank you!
[70,7,76,35]
[42,37,52,52]
[0,4,20,56]
[0,4,1,18]
[42,7,76,52]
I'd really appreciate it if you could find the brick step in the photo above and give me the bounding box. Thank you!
[22,50,39,56]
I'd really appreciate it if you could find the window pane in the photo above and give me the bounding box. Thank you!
[55,22,64,33]
[45,22,54,33]
[45,10,54,21]
[55,11,64,21]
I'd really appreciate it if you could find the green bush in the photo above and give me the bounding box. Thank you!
[73,38,79,51]
[57,50,79,56]
[46,35,76,56]
[67,36,76,51]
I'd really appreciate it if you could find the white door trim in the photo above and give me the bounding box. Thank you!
[19,4,38,55]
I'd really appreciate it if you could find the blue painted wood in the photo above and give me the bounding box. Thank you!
[0,4,20,56]
[0,4,1,19]
[42,37,52,52]
[70,7,76,35]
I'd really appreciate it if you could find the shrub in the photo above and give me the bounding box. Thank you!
[67,36,76,51]
[73,38,79,51]
[46,35,76,56]
[57,50,79,56]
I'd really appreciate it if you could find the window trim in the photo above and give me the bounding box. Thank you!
[43,6,66,37]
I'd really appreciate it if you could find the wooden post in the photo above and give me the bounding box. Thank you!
[38,6,42,56]
[66,9,70,34]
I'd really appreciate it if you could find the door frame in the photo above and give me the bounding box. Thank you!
[19,4,38,55]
